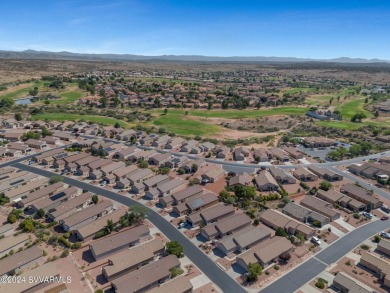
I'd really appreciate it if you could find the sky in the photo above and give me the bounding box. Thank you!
[0,0,389,59]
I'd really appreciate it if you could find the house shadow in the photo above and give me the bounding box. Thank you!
[68,233,79,244]
[196,233,207,243]
[212,247,226,258]
[169,211,178,218]
[232,263,247,274]
[81,250,96,264]
[155,203,163,209]
[53,225,66,234]
[95,273,108,286]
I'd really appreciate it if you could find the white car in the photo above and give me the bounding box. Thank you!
[178,222,187,229]
[380,231,390,239]
[311,236,321,245]
[362,212,373,219]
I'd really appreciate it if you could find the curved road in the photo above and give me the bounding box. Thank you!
[261,218,390,293]
[14,163,246,293]
[6,140,390,292]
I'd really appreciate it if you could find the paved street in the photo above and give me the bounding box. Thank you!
[79,134,390,172]
[4,140,390,293]
[14,163,246,293]
[261,218,390,293]
[329,166,390,201]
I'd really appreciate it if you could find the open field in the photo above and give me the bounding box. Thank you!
[152,113,221,136]
[149,107,308,119]
[0,81,46,100]
[336,98,370,119]
[49,91,85,105]
[30,113,131,128]
[283,87,318,95]
[306,95,335,106]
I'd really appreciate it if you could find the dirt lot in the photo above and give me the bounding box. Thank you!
[213,115,306,133]
[343,213,372,228]
[315,230,339,245]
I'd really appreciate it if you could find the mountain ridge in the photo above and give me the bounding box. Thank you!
[0,49,388,64]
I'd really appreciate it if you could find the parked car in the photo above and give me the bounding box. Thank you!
[380,231,390,239]
[311,236,321,246]
[362,212,373,219]
[381,216,389,221]
[381,205,390,214]
[178,221,187,229]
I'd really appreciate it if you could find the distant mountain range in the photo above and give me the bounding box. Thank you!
[0,49,388,64]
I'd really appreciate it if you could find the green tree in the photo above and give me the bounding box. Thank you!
[37,209,45,218]
[234,185,256,199]
[158,167,170,175]
[41,126,52,137]
[138,160,148,168]
[0,192,9,205]
[100,96,108,108]
[319,181,332,191]
[19,218,37,232]
[106,219,114,232]
[0,97,15,108]
[29,87,39,96]
[14,113,23,121]
[166,241,184,258]
[349,144,362,157]
[247,262,262,282]
[114,122,121,128]
[22,131,41,140]
[49,175,63,185]
[7,214,17,224]
[169,267,184,278]
[351,112,367,123]
[276,227,287,237]
[92,195,99,204]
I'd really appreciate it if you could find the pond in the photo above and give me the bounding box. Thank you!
[15,98,32,105]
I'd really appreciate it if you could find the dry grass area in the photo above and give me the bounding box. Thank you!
[2,59,390,85]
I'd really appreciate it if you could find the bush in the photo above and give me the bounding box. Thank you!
[61,250,69,258]
[312,221,322,228]
[353,213,360,219]
[7,214,17,224]
[299,182,309,190]
[169,267,184,278]
[49,175,63,185]
[361,244,369,250]
[94,229,108,239]
[374,235,381,243]
[345,260,351,266]
[315,280,325,289]
[58,236,72,248]
[265,271,270,275]
[274,265,280,270]
[71,242,82,249]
